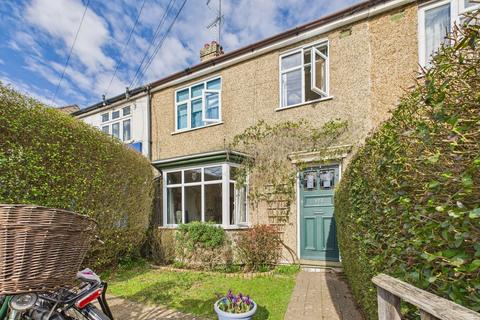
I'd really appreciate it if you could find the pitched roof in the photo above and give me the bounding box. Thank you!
[74,0,399,117]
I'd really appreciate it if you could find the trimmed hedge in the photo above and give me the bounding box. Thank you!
[0,83,154,270]
[335,18,480,318]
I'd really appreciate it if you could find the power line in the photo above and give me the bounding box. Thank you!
[104,0,147,97]
[128,0,176,89]
[50,0,90,106]
[131,0,188,88]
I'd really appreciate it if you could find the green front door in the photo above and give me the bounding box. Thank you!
[300,165,340,261]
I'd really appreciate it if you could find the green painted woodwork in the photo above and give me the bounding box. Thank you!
[300,165,340,261]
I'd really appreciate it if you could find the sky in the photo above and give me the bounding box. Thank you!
[0,0,362,109]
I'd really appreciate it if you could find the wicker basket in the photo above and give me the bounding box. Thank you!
[0,204,97,294]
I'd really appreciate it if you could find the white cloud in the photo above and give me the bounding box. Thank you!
[25,0,114,72]
[0,58,4,65]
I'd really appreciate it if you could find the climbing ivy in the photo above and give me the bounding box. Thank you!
[335,13,480,319]
[230,118,348,215]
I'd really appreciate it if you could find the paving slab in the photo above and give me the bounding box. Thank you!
[101,296,203,320]
[284,270,364,320]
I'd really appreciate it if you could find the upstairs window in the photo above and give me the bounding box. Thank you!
[279,41,329,108]
[419,0,480,67]
[175,77,222,131]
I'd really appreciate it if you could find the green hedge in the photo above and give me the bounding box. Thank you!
[335,18,480,318]
[0,83,154,270]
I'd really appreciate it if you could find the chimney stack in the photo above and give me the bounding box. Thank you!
[200,41,224,62]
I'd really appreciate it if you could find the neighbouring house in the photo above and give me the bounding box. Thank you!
[71,87,151,158]
[73,0,480,266]
[58,104,80,114]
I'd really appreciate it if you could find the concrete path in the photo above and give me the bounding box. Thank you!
[284,270,364,320]
[102,296,203,320]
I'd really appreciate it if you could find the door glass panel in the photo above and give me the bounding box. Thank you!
[205,184,222,223]
[303,171,317,190]
[319,169,335,190]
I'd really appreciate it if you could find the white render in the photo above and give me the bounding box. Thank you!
[76,95,150,158]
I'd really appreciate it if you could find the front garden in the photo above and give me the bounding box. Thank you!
[105,260,298,319]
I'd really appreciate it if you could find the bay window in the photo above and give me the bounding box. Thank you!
[175,77,222,131]
[279,41,329,109]
[419,0,480,67]
[163,164,248,227]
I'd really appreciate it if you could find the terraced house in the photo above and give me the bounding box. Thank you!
[75,0,480,265]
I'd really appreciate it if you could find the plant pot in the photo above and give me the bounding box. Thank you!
[214,298,257,320]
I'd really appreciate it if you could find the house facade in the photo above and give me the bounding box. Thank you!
[72,88,151,158]
[74,0,479,265]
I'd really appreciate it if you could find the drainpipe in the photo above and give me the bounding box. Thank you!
[147,85,152,161]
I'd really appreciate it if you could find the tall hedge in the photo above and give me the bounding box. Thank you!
[0,83,154,270]
[335,17,480,318]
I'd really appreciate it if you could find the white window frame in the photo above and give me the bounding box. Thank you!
[97,107,133,142]
[418,0,479,68]
[278,39,330,109]
[202,89,222,122]
[174,76,222,132]
[162,163,248,228]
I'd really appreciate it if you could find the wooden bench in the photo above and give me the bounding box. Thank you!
[372,274,480,320]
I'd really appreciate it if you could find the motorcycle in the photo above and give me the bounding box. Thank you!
[0,269,114,320]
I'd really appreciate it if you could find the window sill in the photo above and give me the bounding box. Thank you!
[171,121,223,135]
[275,96,334,111]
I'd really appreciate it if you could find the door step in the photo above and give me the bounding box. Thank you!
[300,259,343,273]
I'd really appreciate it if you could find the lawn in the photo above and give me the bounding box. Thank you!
[105,262,298,319]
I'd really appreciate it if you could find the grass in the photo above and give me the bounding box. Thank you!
[105,261,298,319]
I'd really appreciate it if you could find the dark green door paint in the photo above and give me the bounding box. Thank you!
[300,165,340,261]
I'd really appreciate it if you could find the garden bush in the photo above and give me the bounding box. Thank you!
[0,83,154,270]
[175,222,233,269]
[335,17,480,319]
[236,224,281,271]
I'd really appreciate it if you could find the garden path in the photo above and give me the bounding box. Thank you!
[102,296,204,320]
[284,269,364,320]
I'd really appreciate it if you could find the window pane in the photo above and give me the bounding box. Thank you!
[112,110,120,119]
[123,119,131,141]
[176,89,189,102]
[313,49,327,94]
[112,122,120,139]
[207,78,221,90]
[205,184,222,224]
[167,187,182,224]
[424,4,450,65]
[191,98,203,128]
[101,125,109,134]
[101,113,109,122]
[304,65,322,102]
[205,166,222,181]
[122,106,131,116]
[185,185,201,223]
[167,171,181,185]
[281,52,301,70]
[230,183,235,225]
[465,0,476,8]
[177,103,188,129]
[281,69,302,107]
[205,91,220,121]
[185,168,201,183]
[191,83,204,98]
[238,186,247,223]
[303,49,311,64]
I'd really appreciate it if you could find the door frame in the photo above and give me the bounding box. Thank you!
[296,161,342,261]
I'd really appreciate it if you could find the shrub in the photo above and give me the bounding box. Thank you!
[145,228,176,265]
[236,225,281,271]
[0,83,154,270]
[175,222,232,269]
[335,17,480,318]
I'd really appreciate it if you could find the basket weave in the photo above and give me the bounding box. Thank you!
[0,204,97,294]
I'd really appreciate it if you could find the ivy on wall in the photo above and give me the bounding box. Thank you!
[229,118,348,221]
[335,14,480,319]
[0,83,154,270]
